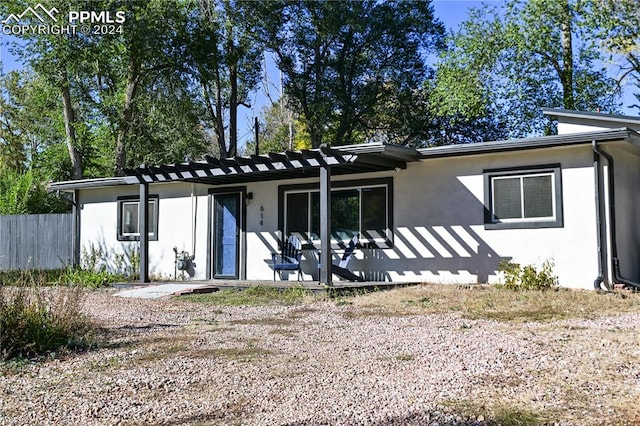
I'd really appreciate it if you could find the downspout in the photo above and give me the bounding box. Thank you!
[191,184,197,261]
[593,141,640,290]
[592,141,606,290]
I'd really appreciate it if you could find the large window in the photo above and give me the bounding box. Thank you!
[280,178,392,247]
[484,165,563,229]
[117,195,159,241]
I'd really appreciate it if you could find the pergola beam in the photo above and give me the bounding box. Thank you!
[139,182,150,283]
[319,158,332,286]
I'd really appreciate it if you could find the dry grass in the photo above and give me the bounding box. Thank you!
[346,284,640,322]
[443,399,550,426]
[0,285,96,360]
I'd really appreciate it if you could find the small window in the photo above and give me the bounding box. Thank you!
[117,196,159,241]
[484,166,562,229]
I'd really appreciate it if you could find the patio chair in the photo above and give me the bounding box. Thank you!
[326,235,365,282]
[272,234,303,281]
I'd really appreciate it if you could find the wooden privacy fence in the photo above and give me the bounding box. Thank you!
[0,214,73,270]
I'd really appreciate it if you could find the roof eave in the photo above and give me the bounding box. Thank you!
[417,128,637,159]
[47,177,130,192]
[543,108,640,126]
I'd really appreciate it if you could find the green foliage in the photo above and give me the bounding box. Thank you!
[434,0,620,139]
[0,244,135,288]
[581,0,640,110]
[0,267,120,289]
[0,284,95,360]
[498,259,559,291]
[0,170,69,214]
[56,267,116,289]
[251,0,445,147]
[56,244,137,288]
[181,286,315,306]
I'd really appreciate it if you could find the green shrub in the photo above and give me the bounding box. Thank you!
[56,266,119,289]
[0,284,95,360]
[0,267,120,289]
[498,259,559,291]
[0,169,69,214]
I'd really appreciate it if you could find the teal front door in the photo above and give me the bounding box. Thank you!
[213,192,241,278]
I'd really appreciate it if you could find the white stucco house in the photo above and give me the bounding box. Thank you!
[49,109,640,290]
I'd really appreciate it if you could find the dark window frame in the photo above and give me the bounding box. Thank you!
[483,164,563,230]
[117,195,159,241]
[278,177,394,249]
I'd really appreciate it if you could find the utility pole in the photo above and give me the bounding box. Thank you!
[255,117,259,156]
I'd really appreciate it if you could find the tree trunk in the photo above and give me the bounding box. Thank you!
[213,68,227,157]
[59,68,83,180]
[228,63,238,158]
[560,0,574,110]
[201,81,225,157]
[114,60,140,176]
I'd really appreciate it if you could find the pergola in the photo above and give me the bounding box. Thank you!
[122,143,420,286]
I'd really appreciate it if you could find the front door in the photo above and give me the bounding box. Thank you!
[213,192,241,278]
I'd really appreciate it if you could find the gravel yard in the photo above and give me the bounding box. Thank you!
[1,287,640,426]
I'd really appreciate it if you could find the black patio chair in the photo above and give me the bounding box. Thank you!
[272,234,303,281]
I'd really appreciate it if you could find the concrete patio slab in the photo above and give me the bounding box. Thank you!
[113,283,216,299]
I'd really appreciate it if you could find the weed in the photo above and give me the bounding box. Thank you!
[396,354,414,361]
[0,284,95,360]
[228,317,294,326]
[499,259,559,291]
[444,399,549,426]
[56,265,120,289]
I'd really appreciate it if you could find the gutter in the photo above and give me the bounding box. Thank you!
[592,141,640,290]
[419,128,634,159]
[592,141,607,290]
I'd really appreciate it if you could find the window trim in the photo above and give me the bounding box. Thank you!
[278,177,394,248]
[117,195,159,241]
[483,164,563,230]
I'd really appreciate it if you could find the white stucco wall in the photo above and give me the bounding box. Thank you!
[558,122,612,135]
[604,142,640,283]
[78,182,210,280]
[239,144,600,288]
[380,145,598,288]
[557,117,640,135]
[78,143,613,289]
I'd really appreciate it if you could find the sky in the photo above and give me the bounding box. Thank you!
[0,1,636,150]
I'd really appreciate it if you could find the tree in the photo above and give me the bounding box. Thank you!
[244,98,311,155]
[0,70,74,180]
[0,170,69,214]
[252,0,445,148]
[433,0,620,138]
[582,0,640,111]
[85,0,193,175]
[4,0,213,177]
[185,0,263,158]
[2,1,90,178]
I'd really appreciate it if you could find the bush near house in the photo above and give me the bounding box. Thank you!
[498,259,559,291]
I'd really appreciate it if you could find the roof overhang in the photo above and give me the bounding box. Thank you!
[417,128,640,159]
[543,108,640,128]
[47,177,130,192]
